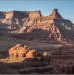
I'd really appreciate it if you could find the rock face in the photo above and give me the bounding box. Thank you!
[0,9,74,43]
[49,9,63,19]
[26,50,41,58]
[8,44,51,62]
[9,44,29,59]
[9,44,41,59]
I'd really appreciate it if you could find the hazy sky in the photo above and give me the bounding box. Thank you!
[0,0,74,22]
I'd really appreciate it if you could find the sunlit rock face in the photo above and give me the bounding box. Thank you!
[0,9,74,43]
[3,44,51,66]
[9,44,29,59]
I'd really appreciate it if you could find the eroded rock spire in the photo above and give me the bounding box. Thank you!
[49,9,63,19]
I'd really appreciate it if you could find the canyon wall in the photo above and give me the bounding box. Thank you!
[0,9,74,43]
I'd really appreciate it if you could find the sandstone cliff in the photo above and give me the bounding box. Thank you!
[0,9,74,43]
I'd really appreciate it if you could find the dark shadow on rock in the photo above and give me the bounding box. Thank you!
[11,28,57,42]
[0,61,18,74]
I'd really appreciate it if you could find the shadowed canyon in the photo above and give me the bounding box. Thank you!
[0,9,74,74]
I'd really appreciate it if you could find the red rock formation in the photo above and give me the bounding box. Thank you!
[49,9,63,19]
[0,9,74,43]
[26,50,40,58]
[9,44,29,59]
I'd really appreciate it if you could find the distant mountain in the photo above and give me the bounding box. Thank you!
[0,9,74,43]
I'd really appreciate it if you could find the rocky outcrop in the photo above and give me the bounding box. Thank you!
[0,9,74,43]
[9,44,29,59]
[49,9,63,20]
[26,50,40,58]
[0,44,51,68]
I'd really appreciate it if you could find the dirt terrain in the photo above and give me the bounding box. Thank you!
[0,36,74,74]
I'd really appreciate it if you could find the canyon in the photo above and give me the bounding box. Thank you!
[0,9,74,74]
[0,9,74,43]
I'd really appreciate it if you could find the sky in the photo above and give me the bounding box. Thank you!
[0,0,74,22]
